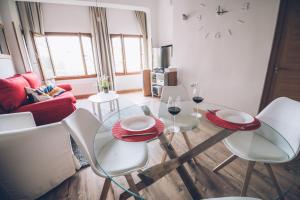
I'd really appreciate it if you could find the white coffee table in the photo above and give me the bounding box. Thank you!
[88,91,120,121]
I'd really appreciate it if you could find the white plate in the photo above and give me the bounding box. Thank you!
[120,116,156,132]
[216,110,254,124]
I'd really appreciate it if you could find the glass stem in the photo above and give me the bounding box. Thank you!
[173,115,175,132]
[196,103,199,116]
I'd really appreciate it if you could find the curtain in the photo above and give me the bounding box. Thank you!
[135,11,149,69]
[17,2,44,77]
[21,2,44,34]
[90,7,114,90]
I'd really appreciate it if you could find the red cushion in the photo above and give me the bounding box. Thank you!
[0,75,30,111]
[56,83,72,91]
[54,91,76,103]
[21,72,41,89]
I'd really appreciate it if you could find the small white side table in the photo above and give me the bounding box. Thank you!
[88,91,120,121]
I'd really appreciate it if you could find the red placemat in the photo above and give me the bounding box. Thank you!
[112,118,165,142]
[206,111,261,131]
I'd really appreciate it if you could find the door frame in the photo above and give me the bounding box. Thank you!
[259,0,288,111]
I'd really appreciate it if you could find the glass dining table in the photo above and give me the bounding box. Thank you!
[94,100,295,199]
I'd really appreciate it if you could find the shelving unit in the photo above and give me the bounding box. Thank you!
[151,70,177,97]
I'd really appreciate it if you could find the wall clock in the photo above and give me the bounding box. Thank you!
[183,1,251,39]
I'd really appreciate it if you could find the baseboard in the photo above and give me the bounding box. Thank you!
[116,88,142,94]
[75,93,96,99]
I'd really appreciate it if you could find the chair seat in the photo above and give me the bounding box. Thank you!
[95,135,148,177]
[161,115,199,132]
[224,131,290,163]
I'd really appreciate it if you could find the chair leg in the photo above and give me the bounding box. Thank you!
[109,184,115,200]
[124,174,140,200]
[213,154,238,172]
[100,178,111,200]
[241,161,255,196]
[182,131,199,164]
[161,132,175,163]
[264,163,284,200]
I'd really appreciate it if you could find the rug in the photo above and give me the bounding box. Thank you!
[70,137,89,169]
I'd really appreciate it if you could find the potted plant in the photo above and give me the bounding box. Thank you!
[99,75,110,93]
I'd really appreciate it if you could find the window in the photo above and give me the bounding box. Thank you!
[34,33,96,78]
[110,34,144,75]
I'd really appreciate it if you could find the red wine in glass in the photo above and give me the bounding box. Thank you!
[192,96,204,104]
[167,96,181,133]
[168,106,181,115]
[192,87,203,118]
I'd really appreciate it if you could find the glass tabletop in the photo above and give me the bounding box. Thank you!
[94,100,295,198]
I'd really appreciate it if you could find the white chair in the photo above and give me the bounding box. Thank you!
[0,112,36,131]
[0,112,77,200]
[159,85,199,163]
[62,108,148,200]
[213,97,300,199]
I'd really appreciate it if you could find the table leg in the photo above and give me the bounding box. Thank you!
[112,100,116,111]
[116,99,120,112]
[109,101,113,112]
[121,129,234,199]
[92,102,96,115]
[158,134,201,199]
[97,103,103,122]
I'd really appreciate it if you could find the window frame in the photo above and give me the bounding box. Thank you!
[33,32,96,80]
[110,34,143,76]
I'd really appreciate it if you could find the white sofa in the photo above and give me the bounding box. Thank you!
[0,112,78,199]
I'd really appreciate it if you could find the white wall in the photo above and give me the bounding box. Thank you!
[107,8,140,34]
[98,0,158,47]
[43,3,91,33]
[0,0,28,74]
[173,0,280,115]
[107,8,143,91]
[157,0,173,46]
[0,55,16,78]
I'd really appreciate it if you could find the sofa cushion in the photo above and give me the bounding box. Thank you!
[22,72,41,89]
[54,91,76,103]
[15,91,76,125]
[56,83,72,91]
[0,75,30,111]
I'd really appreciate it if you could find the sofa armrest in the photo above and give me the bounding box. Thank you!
[57,83,72,91]
[17,96,74,113]
[15,95,76,125]
[0,123,76,199]
[0,112,36,132]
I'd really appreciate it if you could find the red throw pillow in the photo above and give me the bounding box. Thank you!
[22,72,41,89]
[0,75,30,111]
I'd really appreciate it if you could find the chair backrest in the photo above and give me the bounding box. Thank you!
[160,85,190,103]
[0,123,76,199]
[159,85,194,118]
[62,108,103,175]
[257,97,300,158]
[0,112,36,132]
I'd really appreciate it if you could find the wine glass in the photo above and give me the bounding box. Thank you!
[192,86,204,118]
[167,96,181,133]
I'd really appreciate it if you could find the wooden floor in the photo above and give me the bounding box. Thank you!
[39,124,300,200]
